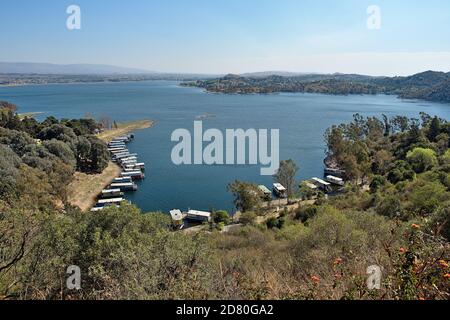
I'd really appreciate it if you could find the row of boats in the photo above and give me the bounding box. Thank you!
[258,173,345,201]
[91,134,146,212]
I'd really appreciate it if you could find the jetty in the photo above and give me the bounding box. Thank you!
[91,133,147,211]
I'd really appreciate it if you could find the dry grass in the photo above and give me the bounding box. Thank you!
[98,120,154,142]
[18,112,44,119]
[67,162,122,212]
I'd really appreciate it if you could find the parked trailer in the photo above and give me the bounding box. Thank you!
[110,182,138,191]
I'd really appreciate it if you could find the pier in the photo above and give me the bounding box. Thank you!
[91,133,146,212]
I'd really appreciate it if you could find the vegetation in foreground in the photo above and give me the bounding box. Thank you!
[1,102,449,300]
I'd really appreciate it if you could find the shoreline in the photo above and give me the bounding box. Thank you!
[97,119,155,142]
[0,79,181,88]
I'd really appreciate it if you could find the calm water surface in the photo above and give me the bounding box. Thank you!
[1,81,449,213]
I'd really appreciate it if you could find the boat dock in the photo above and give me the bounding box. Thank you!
[91,133,146,212]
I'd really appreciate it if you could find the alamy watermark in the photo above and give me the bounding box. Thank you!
[66,5,81,30]
[367,5,382,30]
[171,121,279,176]
[367,265,382,290]
[66,265,81,290]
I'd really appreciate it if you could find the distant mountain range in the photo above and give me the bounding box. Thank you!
[0,62,154,75]
[183,71,450,103]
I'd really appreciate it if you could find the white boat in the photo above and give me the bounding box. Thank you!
[186,210,211,222]
[311,177,332,192]
[273,183,287,198]
[97,197,124,205]
[101,188,124,198]
[326,175,344,186]
[110,182,138,191]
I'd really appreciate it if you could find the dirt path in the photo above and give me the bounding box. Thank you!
[255,199,316,224]
[67,162,121,212]
[98,120,154,142]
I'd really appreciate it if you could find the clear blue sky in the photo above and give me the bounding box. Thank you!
[1,0,450,75]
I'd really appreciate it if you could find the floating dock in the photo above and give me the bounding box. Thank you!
[92,133,146,211]
[110,182,138,191]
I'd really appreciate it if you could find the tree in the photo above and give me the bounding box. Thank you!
[324,125,345,158]
[427,116,441,142]
[442,149,450,165]
[75,136,109,173]
[266,216,285,229]
[392,115,409,133]
[294,206,318,223]
[98,115,112,130]
[239,211,257,225]
[419,112,432,127]
[387,161,415,184]
[227,181,262,213]
[406,148,438,173]
[299,181,318,200]
[0,145,22,199]
[211,210,231,225]
[38,124,77,144]
[370,175,387,193]
[273,159,299,201]
[43,139,76,168]
[409,181,447,216]
[0,101,17,112]
[88,137,109,173]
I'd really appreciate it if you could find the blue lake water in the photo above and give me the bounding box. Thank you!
[1,81,449,213]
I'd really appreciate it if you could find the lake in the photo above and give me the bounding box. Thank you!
[1,81,449,213]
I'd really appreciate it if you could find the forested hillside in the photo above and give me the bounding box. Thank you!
[183,71,450,103]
